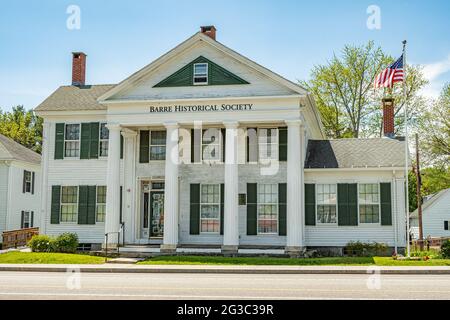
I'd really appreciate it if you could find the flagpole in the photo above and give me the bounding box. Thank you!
[402,40,410,258]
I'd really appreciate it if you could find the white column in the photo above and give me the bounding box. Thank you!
[104,123,121,246]
[222,121,239,253]
[161,122,180,253]
[121,129,137,244]
[285,120,304,254]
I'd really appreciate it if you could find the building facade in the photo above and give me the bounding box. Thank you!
[35,26,407,254]
[0,134,41,235]
[410,188,450,239]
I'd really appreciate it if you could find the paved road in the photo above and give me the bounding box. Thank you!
[0,271,449,299]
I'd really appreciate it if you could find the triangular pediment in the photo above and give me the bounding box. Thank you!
[99,32,307,102]
[154,56,249,87]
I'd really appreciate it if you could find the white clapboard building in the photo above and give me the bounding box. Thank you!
[410,188,450,239]
[35,26,407,254]
[0,134,41,235]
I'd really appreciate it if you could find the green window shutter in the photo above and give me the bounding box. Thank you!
[54,123,65,159]
[220,184,224,235]
[89,122,99,159]
[31,211,34,227]
[139,130,150,163]
[278,183,287,235]
[80,123,91,159]
[305,184,316,226]
[78,186,89,224]
[51,185,61,224]
[246,128,258,162]
[247,183,257,235]
[120,135,124,159]
[221,129,226,163]
[87,186,97,225]
[380,183,392,226]
[21,211,24,228]
[338,183,358,226]
[279,127,288,162]
[445,221,449,231]
[190,184,200,235]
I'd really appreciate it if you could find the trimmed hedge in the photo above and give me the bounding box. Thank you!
[441,240,450,258]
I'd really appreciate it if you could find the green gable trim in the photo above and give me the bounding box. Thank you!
[154,56,249,88]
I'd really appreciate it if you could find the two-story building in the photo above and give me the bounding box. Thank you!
[0,134,41,237]
[35,26,407,255]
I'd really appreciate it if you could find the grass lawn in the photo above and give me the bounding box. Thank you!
[138,255,450,266]
[0,251,104,264]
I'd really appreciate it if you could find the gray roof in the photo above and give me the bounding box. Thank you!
[34,85,114,112]
[0,134,41,164]
[305,138,406,169]
[410,188,450,218]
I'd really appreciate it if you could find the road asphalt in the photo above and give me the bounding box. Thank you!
[0,271,449,299]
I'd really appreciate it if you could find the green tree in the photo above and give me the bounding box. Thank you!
[419,83,450,166]
[0,106,43,153]
[301,41,428,138]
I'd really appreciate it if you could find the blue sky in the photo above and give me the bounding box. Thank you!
[1,0,449,111]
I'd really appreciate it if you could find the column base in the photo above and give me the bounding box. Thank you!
[221,245,239,255]
[160,244,177,254]
[285,246,306,258]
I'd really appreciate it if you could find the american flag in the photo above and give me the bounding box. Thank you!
[374,55,404,88]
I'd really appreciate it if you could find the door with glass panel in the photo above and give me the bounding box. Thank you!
[149,191,164,238]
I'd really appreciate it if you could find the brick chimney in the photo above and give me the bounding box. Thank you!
[72,52,87,86]
[200,26,216,40]
[382,97,395,138]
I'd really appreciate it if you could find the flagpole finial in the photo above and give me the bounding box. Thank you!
[402,40,407,45]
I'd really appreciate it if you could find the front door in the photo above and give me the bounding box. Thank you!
[149,191,164,238]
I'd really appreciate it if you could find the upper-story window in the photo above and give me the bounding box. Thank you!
[99,123,109,157]
[193,63,208,85]
[202,128,221,161]
[64,124,80,157]
[316,184,337,224]
[150,131,166,160]
[359,183,380,224]
[23,170,32,193]
[258,128,278,161]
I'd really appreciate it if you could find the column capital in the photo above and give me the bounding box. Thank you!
[106,123,121,131]
[121,128,137,138]
[164,122,179,129]
[223,121,239,129]
[285,119,303,127]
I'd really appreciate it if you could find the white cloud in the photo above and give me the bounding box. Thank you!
[419,54,450,98]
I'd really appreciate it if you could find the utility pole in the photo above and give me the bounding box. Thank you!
[415,133,424,250]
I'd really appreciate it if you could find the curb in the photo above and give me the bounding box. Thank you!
[1,265,450,274]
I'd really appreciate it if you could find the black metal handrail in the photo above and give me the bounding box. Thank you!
[104,223,125,263]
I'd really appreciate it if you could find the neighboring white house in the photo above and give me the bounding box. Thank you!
[410,188,450,239]
[0,134,41,237]
[34,26,408,254]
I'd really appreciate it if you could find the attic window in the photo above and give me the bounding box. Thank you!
[193,63,208,85]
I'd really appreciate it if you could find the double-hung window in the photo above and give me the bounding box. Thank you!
[359,183,380,223]
[21,211,32,228]
[60,186,78,222]
[24,171,32,193]
[96,186,107,222]
[258,128,278,161]
[99,123,109,157]
[64,124,80,157]
[193,63,208,85]
[316,184,337,224]
[257,184,278,234]
[202,128,221,161]
[200,184,220,233]
[150,131,166,160]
